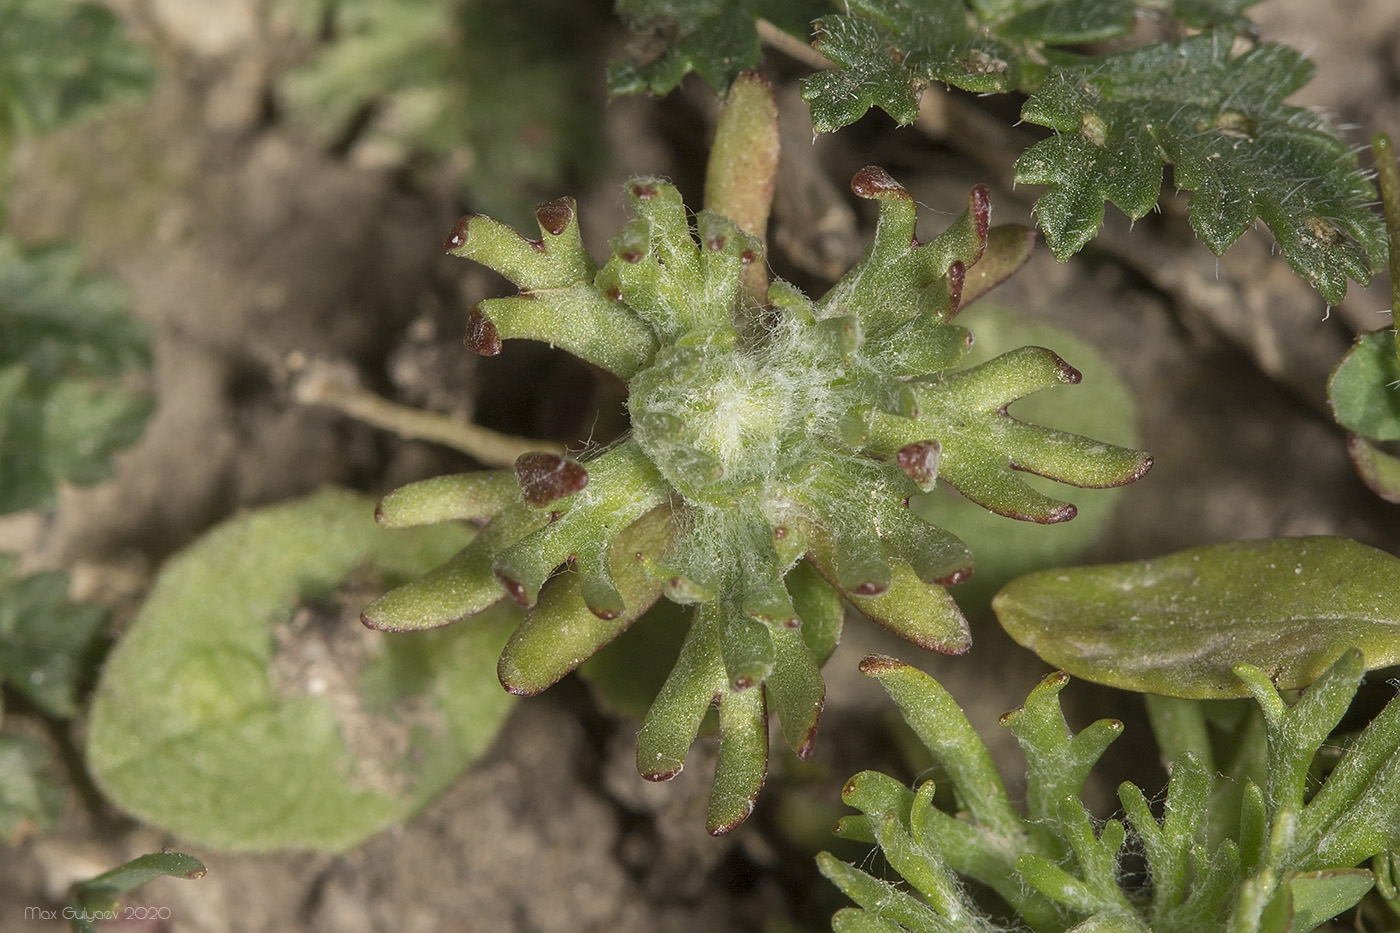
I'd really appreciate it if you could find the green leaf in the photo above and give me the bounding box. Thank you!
[1345,435,1400,504]
[910,304,1143,609]
[817,851,964,933]
[608,0,826,96]
[86,488,517,851]
[497,506,669,696]
[577,598,691,719]
[1285,869,1373,933]
[0,553,108,718]
[913,345,1152,523]
[794,1,1381,301]
[68,852,206,930]
[994,537,1400,698]
[802,14,923,132]
[1016,32,1384,304]
[0,240,153,514]
[0,0,154,143]
[1329,330,1400,441]
[0,733,63,841]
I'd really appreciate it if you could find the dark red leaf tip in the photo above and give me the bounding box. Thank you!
[946,261,966,316]
[1046,503,1078,523]
[936,567,973,586]
[797,724,820,761]
[970,184,991,254]
[732,676,755,690]
[630,181,658,201]
[464,305,502,356]
[857,654,904,675]
[515,452,589,507]
[606,285,623,301]
[622,249,644,264]
[852,580,888,596]
[773,526,788,540]
[494,570,531,607]
[782,616,801,629]
[740,248,757,265]
[1048,350,1082,384]
[851,165,909,200]
[444,215,472,252]
[896,439,942,489]
[592,608,620,621]
[642,767,681,782]
[535,197,573,237]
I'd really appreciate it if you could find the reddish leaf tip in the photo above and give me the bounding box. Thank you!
[535,197,573,237]
[708,801,757,836]
[896,439,942,489]
[851,166,909,200]
[630,181,658,201]
[465,305,502,356]
[642,767,681,782]
[936,567,973,586]
[515,452,589,507]
[493,569,531,607]
[947,260,966,316]
[852,580,888,596]
[970,184,991,255]
[1049,350,1082,383]
[857,654,906,676]
[740,248,757,265]
[444,215,472,252]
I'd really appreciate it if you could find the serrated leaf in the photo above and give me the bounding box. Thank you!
[608,0,826,96]
[802,14,922,132]
[1016,32,1384,303]
[86,488,517,851]
[994,537,1400,699]
[0,240,153,513]
[0,554,108,718]
[797,3,1379,300]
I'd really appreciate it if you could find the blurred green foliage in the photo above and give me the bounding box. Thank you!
[281,0,608,224]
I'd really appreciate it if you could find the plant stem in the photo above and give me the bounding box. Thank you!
[704,70,779,314]
[290,357,562,465]
[1372,133,1400,368]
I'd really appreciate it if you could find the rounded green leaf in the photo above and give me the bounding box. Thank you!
[994,536,1400,698]
[1329,330,1400,441]
[86,488,517,852]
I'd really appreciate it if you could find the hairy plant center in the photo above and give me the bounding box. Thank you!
[629,331,834,504]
